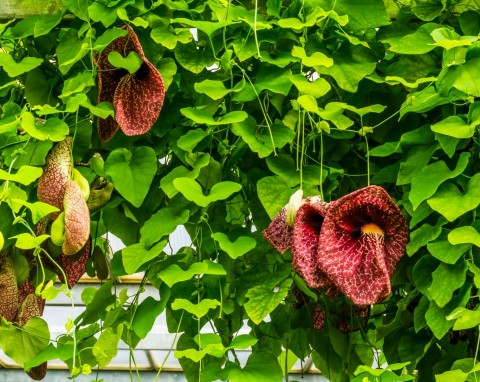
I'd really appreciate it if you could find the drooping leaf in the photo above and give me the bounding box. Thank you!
[158,260,226,287]
[211,232,256,259]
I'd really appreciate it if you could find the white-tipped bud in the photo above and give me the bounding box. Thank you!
[286,189,304,227]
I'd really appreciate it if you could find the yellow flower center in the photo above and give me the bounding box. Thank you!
[361,223,384,236]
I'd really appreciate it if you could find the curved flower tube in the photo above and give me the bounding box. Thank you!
[317,186,408,305]
[95,25,165,141]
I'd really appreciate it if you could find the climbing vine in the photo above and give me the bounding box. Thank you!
[1,0,480,381]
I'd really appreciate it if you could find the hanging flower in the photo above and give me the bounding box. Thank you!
[292,196,335,290]
[95,25,165,141]
[317,186,408,305]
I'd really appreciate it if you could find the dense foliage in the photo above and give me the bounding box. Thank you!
[1,0,480,380]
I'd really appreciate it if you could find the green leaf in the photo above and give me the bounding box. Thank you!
[160,154,210,198]
[211,232,256,259]
[449,226,480,247]
[62,0,89,21]
[0,317,50,365]
[231,117,295,158]
[175,334,225,362]
[439,57,480,97]
[317,0,390,29]
[427,233,470,264]
[257,175,291,219]
[409,152,470,209]
[244,279,291,324]
[174,42,215,74]
[177,128,209,152]
[171,298,221,318]
[0,53,43,77]
[104,147,157,208]
[132,289,170,339]
[107,51,143,74]
[228,334,258,350]
[315,44,376,92]
[122,239,167,274]
[11,233,49,250]
[158,260,226,288]
[220,350,283,382]
[428,260,467,307]
[34,13,63,38]
[400,87,464,119]
[12,200,59,224]
[173,178,242,207]
[291,46,333,67]
[56,30,89,75]
[436,370,469,382]
[0,231,3,251]
[194,80,232,100]
[24,343,74,370]
[233,66,292,101]
[0,165,42,185]
[171,18,236,38]
[92,325,123,368]
[427,174,480,222]
[140,207,190,248]
[406,219,444,256]
[21,113,69,142]
[430,116,475,138]
[181,108,248,125]
[425,283,471,339]
[289,74,331,98]
[380,23,439,54]
[447,307,480,330]
[93,28,128,52]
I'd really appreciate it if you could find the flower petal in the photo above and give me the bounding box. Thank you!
[95,25,165,140]
[262,207,293,254]
[0,254,18,322]
[37,138,72,218]
[292,197,333,289]
[113,62,165,136]
[63,181,91,256]
[57,237,91,288]
[317,186,408,305]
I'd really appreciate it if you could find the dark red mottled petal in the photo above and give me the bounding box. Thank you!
[317,186,408,305]
[57,238,91,288]
[0,254,18,322]
[27,363,47,381]
[95,25,165,140]
[17,278,45,319]
[292,197,334,289]
[313,305,325,330]
[262,207,293,254]
[37,138,72,218]
[113,61,165,136]
[63,181,91,256]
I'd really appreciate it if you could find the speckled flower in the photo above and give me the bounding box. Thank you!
[95,25,165,141]
[292,196,334,290]
[317,186,408,305]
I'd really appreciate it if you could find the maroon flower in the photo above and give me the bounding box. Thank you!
[95,25,165,141]
[292,196,335,290]
[317,186,408,305]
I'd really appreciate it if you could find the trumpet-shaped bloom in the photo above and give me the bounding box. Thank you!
[317,186,408,305]
[263,186,408,307]
[95,25,165,141]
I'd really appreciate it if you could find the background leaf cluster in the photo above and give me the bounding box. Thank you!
[0,0,480,381]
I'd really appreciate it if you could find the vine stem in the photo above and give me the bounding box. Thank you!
[253,0,261,60]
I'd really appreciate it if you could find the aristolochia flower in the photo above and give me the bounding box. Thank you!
[263,186,408,306]
[317,186,408,305]
[95,25,165,141]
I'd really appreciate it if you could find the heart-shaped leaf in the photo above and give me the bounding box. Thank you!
[173,178,242,207]
[105,147,157,208]
[107,51,143,74]
[427,174,480,221]
[171,298,221,318]
[122,239,167,274]
[211,232,256,259]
